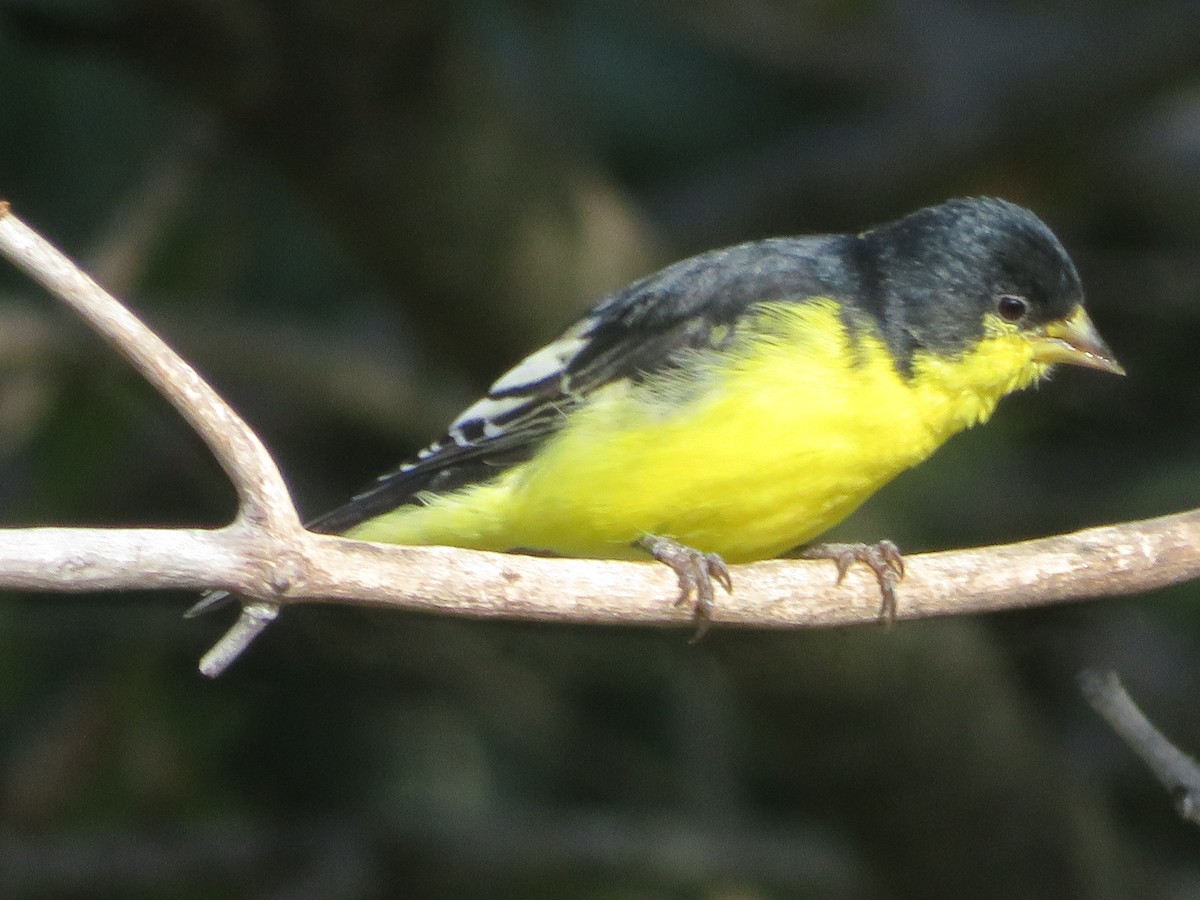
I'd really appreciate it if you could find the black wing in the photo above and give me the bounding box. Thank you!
[306,234,859,535]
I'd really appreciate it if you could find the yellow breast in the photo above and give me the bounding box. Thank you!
[348,301,1048,561]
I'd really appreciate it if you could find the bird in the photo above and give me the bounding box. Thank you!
[191,197,1123,635]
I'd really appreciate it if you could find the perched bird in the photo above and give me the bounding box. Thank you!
[194,197,1123,633]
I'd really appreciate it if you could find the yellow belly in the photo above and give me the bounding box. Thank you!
[348,301,1045,561]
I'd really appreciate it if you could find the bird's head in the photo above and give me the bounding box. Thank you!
[868,196,1124,379]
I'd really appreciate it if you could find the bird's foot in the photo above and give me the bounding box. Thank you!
[798,540,905,622]
[635,534,732,642]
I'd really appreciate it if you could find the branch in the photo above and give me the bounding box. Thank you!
[1,508,1197,616]
[1,511,1199,673]
[0,201,1198,676]
[1080,670,1200,826]
[0,201,301,538]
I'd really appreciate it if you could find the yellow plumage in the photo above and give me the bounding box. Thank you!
[346,301,1048,562]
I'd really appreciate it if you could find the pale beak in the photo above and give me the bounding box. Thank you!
[1031,306,1125,376]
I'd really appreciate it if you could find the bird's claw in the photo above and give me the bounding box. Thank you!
[636,535,732,642]
[800,540,905,622]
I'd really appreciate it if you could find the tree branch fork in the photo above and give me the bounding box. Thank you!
[1,200,1197,675]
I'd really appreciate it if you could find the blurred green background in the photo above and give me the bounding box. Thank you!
[2,1,1200,897]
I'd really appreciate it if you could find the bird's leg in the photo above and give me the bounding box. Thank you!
[798,540,905,622]
[634,534,732,642]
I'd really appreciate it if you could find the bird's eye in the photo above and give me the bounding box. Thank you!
[996,295,1028,322]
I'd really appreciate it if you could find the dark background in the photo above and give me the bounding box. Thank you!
[2,1,1200,897]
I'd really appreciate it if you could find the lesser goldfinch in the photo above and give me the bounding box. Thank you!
[195,197,1122,631]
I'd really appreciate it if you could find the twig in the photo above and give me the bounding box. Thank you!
[1079,670,1200,826]
[198,604,280,678]
[0,202,300,537]
[1,201,1199,676]
[0,201,304,670]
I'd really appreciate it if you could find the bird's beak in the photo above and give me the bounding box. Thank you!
[1031,306,1125,375]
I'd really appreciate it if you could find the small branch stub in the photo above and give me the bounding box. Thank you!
[1080,669,1200,826]
[199,603,280,678]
